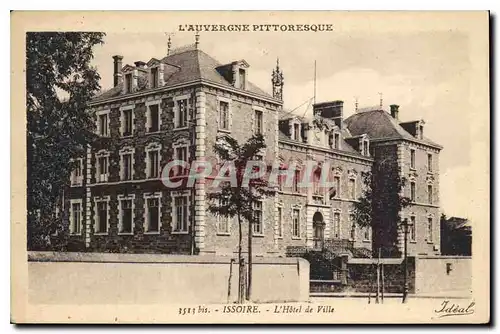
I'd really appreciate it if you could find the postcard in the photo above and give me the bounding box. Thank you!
[11,10,490,324]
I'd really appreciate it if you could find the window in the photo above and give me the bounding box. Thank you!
[121,153,133,180]
[334,133,340,149]
[253,201,263,235]
[277,207,283,238]
[427,217,433,242]
[119,198,133,234]
[173,196,189,233]
[348,179,356,200]
[410,182,416,202]
[363,226,371,241]
[174,146,188,176]
[70,201,82,234]
[409,216,416,241]
[278,174,284,191]
[146,197,160,233]
[71,158,83,186]
[150,67,158,88]
[148,104,160,132]
[125,73,132,93]
[428,185,433,204]
[254,109,263,135]
[427,153,433,172]
[239,68,246,90]
[219,100,230,130]
[293,124,300,141]
[292,209,300,238]
[333,212,341,238]
[147,149,160,178]
[176,98,188,128]
[175,146,188,162]
[410,149,416,169]
[349,214,356,240]
[333,176,341,198]
[95,200,108,234]
[363,140,369,156]
[293,170,300,193]
[96,153,109,183]
[122,108,133,136]
[313,170,321,196]
[98,113,109,136]
[217,198,230,234]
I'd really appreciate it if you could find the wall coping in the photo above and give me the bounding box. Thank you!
[416,255,472,260]
[28,251,308,266]
[348,258,404,265]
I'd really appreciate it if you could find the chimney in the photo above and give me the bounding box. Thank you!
[112,55,123,87]
[313,100,344,128]
[195,32,200,49]
[390,104,399,120]
[134,61,146,69]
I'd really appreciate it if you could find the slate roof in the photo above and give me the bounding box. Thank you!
[277,113,366,157]
[93,45,274,103]
[344,109,442,149]
[278,110,308,122]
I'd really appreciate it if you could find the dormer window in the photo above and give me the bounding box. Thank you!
[217,60,249,90]
[362,138,370,156]
[289,119,301,142]
[333,133,340,149]
[150,67,159,89]
[125,73,133,93]
[239,68,246,90]
[293,124,300,141]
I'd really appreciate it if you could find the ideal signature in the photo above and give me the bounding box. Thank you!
[434,300,475,318]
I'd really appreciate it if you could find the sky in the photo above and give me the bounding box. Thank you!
[91,29,473,220]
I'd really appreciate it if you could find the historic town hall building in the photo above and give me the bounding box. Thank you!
[64,40,442,258]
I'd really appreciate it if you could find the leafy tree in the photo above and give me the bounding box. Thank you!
[352,154,410,257]
[440,214,472,256]
[208,134,275,302]
[27,32,105,250]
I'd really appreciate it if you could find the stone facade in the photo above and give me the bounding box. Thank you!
[398,141,441,255]
[63,45,442,258]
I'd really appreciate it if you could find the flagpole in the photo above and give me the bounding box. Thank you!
[314,60,317,106]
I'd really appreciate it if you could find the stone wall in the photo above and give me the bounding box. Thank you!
[28,252,310,304]
[414,256,472,296]
[309,257,415,294]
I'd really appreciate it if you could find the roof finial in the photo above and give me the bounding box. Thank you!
[167,35,172,55]
[195,32,200,49]
[378,92,383,109]
[354,96,359,112]
[272,57,284,101]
